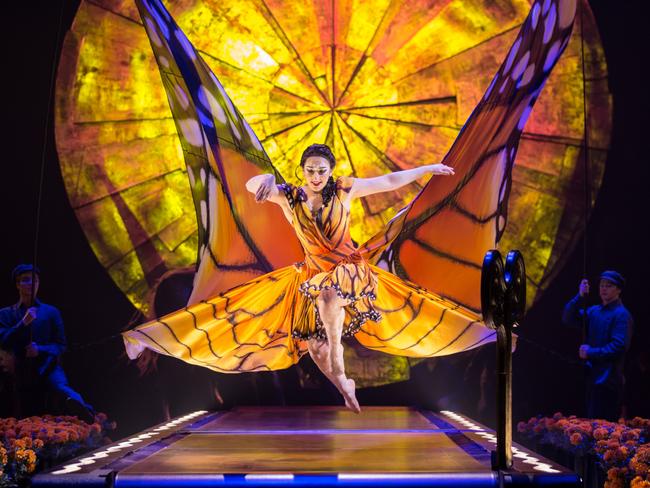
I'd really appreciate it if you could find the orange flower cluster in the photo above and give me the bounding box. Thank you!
[631,477,650,488]
[14,447,37,474]
[628,444,650,487]
[518,413,650,488]
[607,467,629,488]
[0,444,8,482]
[517,412,598,453]
[0,415,101,446]
[0,413,114,486]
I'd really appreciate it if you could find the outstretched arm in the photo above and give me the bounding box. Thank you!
[562,280,590,329]
[246,174,284,204]
[350,164,454,199]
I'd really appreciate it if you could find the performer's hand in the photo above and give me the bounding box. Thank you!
[428,163,455,176]
[25,342,39,358]
[22,307,38,326]
[578,344,590,359]
[255,174,276,202]
[579,279,590,297]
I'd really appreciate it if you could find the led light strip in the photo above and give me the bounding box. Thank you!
[439,410,560,473]
[51,410,207,475]
[440,410,487,431]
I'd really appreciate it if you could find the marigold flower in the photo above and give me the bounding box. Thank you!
[631,476,650,488]
[624,430,642,441]
[594,428,610,440]
[607,468,621,480]
[605,478,626,488]
[608,440,621,450]
[570,433,583,446]
[635,445,650,463]
[556,419,569,429]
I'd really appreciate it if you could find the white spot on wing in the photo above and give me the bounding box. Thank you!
[503,38,521,76]
[511,51,530,80]
[558,0,577,28]
[199,86,227,124]
[229,119,242,142]
[145,18,162,47]
[178,119,203,147]
[187,166,196,187]
[516,63,535,88]
[174,84,190,109]
[531,3,541,29]
[543,40,562,72]
[148,8,169,40]
[200,200,208,230]
[543,4,557,44]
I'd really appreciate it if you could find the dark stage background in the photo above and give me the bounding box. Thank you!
[1,0,648,437]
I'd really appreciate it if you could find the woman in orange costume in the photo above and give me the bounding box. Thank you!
[247,143,454,411]
[123,143,485,413]
[124,0,577,413]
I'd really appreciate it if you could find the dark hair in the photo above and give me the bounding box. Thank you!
[300,144,336,169]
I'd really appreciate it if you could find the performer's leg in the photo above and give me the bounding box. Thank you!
[46,366,95,423]
[317,289,346,374]
[307,339,358,412]
[316,289,360,413]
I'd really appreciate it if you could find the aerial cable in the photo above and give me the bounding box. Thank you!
[30,0,66,308]
[579,0,591,341]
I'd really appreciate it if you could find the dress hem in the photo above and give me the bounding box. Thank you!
[292,282,381,341]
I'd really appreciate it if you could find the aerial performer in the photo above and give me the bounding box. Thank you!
[123,0,577,412]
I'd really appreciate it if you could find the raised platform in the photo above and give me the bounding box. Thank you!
[33,407,580,487]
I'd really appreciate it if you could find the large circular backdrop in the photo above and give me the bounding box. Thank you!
[56,0,611,384]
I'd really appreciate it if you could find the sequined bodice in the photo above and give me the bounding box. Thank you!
[282,179,357,271]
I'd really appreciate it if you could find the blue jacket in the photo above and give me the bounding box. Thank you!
[0,300,67,375]
[562,295,633,390]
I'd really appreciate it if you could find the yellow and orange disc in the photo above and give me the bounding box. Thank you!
[56,0,611,383]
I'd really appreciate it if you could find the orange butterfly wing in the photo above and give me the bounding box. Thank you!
[362,0,577,313]
[135,0,303,305]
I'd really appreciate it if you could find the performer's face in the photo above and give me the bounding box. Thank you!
[16,273,39,298]
[302,156,332,193]
[599,279,621,305]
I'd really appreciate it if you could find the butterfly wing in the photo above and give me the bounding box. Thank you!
[135,0,303,305]
[361,0,577,313]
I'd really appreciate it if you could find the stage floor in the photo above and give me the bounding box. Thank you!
[33,407,580,487]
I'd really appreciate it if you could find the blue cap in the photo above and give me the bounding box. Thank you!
[12,264,40,282]
[600,270,625,289]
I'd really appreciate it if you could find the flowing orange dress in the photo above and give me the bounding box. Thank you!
[123,177,492,372]
[123,0,577,374]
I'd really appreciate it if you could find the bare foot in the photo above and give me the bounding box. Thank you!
[341,378,361,413]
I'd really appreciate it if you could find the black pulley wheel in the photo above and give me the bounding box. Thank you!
[504,250,526,326]
[481,249,505,330]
